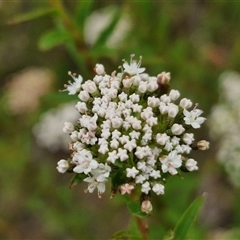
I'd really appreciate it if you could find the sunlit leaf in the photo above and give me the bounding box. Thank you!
[38,29,71,51]
[7,8,57,25]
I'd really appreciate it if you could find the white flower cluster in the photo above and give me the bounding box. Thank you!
[57,55,208,212]
[209,71,240,187]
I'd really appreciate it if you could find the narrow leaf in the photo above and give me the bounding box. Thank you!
[110,230,129,240]
[69,173,85,188]
[74,0,94,29]
[127,200,148,218]
[173,194,205,240]
[8,8,57,25]
[38,29,70,51]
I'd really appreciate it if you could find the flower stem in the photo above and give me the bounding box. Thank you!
[134,216,149,240]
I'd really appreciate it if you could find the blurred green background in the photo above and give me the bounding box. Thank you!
[1,1,240,239]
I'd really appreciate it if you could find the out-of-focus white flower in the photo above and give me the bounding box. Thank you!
[152,183,165,195]
[84,6,131,48]
[33,102,79,152]
[209,71,240,187]
[5,67,53,114]
[171,124,185,135]
[141,200,153,214]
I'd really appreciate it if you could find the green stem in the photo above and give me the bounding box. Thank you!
[134,216,149,240]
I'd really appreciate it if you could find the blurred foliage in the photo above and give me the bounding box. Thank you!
[1,0,240,239]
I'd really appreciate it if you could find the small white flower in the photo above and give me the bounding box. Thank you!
[117,148,129,161]
[73,150,98,174]
[98,144,109,154]
[63,122,74,133]
[185,158,198,171]
[147,96,160,108]
[107,150,118,163]
[141,181,151,194]
[123,54,145,75]
[63,72,83,95]
[135,174,147,184]
[147,79,158,92]
[56,159,69,173]
[156,133,169,145]
[160,150,182,175]
[171,123,185,135]
[119,183,135,195]
[183,109,205,129]
[152,183,165,195]
[150,170,161,179]
[110,138,119,149]
[124,139,137,152]
[129,93,140,103]
[84,176,106,197]
[126,167,139,178]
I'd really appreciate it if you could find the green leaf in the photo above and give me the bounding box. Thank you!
[38,29,71,51]
[110,230,130,240]
[7,8,57,25]
[69,174,85,188]
[172,194,205,240]
[127,200,148,218]
[74,0,94,29]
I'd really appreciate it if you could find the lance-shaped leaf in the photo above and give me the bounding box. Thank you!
[7,8,57,25]
[172,194,205,240]
[69,173,85,188]
[38,29,71,51]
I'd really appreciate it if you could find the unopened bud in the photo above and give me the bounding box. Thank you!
[157,72,170,95]
[197,140,210,150]
[191,140,210,150]
[95,63,105,75]
[141,200,153,214]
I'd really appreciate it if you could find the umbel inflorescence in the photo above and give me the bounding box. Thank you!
[57,55,209,213]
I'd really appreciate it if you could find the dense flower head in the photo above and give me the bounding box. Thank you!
[58,55,209,212]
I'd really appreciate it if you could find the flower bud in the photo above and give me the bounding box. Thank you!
[171,124,185,135]
[168,103,179,118]
[185,158,198,171]
[82,80,97,94]
[157,72,170,85]
[138,82,147,93]
[179,98,192,109]
[63,122,74,133]
[141,200,153,214]
[169,89,180,101]
[95,63,105,75]
[56,159,69,173]
[78,90,90,102]
[197,140,210,150]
